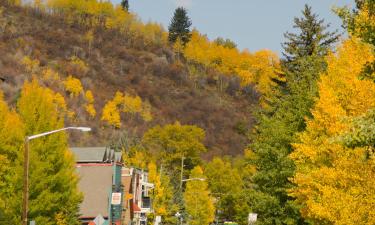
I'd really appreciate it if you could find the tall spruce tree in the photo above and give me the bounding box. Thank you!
[282,5,339,64]
[121,0,129,11]
[168,7,192,45]
[247,5,339,225]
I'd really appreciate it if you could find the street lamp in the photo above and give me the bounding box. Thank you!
[181,178,206,182]
[22,126,91,225]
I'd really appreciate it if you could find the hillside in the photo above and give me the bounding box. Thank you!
[0,3,258,158]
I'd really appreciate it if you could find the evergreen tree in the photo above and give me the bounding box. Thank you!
[247,5,339,225]
[168,7,192,45]
[120,0,129,11]
[282,4,340,64]
[183,166,215,225]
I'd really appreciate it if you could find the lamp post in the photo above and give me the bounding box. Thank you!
[22,127,91,225]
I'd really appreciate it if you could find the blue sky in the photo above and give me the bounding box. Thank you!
[113,0,354,54]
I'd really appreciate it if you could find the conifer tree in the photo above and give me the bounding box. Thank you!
[183,166,215,225]
[121,0,129,11]
[247,5,339,225]
[168,7,192,45]
[282,4,340,64]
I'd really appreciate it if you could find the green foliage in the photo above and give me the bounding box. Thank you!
[168,7,192,45]
[142,122,206,168]
[334,0,375,81]
[183,166,215,225]
[17,79,82,225]
[282,4,340,64]
[340,109,375,149]
[121,0,129,11]
[247,5,339,225]
[214,37,237,49]
[205,157,244,223]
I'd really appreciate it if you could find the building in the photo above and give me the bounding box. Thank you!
[71,147,155,225]
[121,168,154,225]
[71,147,123,225]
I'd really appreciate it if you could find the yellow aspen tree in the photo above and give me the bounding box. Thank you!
[63,75,83,97]
[0,91,25,224]
[42,68,60,81]
[290,38,375,225]
[101,100,121,128]
[183,166,215,225]
[123,94,142,114]
[148,162,166,215]
[84,90,96,118]
[22,56,40,74]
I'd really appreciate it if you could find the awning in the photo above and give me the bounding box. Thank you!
[133,202,142,212]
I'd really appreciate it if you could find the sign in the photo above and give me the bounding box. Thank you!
[111,192,122,205]
[248,213,257,223]
[30,221,36,225]
[93,214,106,225]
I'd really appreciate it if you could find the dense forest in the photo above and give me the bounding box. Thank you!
[0,0,374,225]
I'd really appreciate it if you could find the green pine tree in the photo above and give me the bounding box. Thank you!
[168,7,192,45]
[247,5,339,225]
[121,0,129,11]
[282,4,340,65]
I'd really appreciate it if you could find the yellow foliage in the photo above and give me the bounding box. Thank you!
[140,101,153,122]
[55,212,67,225]
[184,166,215,225]
[101,100,121,128]
[83,90,96,118]
[63,75,83,97]
[184,30,282,100]
[85,90,94,104]
[22,56,40,74]
[85,104,96,118]
[113,91,124,105]
[290,38,375,225]
[45,0,167,47]
[123,94,142,114]
[123,149,148,169]
[53,93,67,113]
[42,68,60,81]
[101,91,152,127]
[70,56,89,75]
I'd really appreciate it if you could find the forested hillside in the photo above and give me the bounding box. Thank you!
[0,1,279,157]
[1,0,374,225]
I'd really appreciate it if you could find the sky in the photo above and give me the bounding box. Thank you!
[113,0,355,55]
